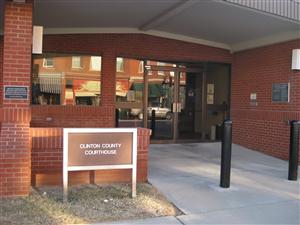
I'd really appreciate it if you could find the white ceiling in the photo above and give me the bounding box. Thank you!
[0,0,299,52]
[35,0,183,28]
[155,1,298,44]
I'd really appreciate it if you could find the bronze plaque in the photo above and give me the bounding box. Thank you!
[68,132,133,167]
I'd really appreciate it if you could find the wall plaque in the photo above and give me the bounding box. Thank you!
[272,83,289,102]
[4,86,29,100]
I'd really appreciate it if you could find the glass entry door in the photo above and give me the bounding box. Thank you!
[145,62,204,142]
[115,59,230,142]
[146,64,176,140]
[178,73,203,139]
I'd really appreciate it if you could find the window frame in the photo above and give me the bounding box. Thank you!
[43,58,54,68]
[90,56,102,71]
[138,61,144,73]
[72,56,83,69]
[271,82,290,103]
[116,57,125,72]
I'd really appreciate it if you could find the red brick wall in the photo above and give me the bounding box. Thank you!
[31,34,232,128]
[31,106,114,128]
[0,36,3,105]
[30,127,150,186]
[43,34,232,63]
[0,1,32,196]
[232,39,300,161]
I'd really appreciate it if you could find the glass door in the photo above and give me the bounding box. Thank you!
[146,63,175,140]
[116,59,230,142]
[178,72,203,139]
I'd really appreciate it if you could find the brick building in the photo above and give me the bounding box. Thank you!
[0,0,299,197]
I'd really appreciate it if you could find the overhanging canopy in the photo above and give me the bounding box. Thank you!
[0,0,299,52]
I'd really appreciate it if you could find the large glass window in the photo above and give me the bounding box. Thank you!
[116,58,144,104]
[32,53,101,106]
[116,58,144,127]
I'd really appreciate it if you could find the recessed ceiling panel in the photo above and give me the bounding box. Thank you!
[34,0,181,28]
[155,1,300,44]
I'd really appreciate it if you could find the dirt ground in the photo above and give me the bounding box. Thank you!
[0,183,182,225]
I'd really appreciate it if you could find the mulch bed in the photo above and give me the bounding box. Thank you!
[0,183,182,225]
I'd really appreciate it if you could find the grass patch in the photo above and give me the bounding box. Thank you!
[0,183,182,225]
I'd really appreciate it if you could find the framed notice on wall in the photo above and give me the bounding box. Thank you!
[207,84,214,94]
[63,128,137,202]
[4,86,29,100]
[272,83,289,103]
[207,94,214,105]
[207,83,214,104]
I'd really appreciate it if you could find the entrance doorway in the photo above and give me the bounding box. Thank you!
[115,58,230,142]
[178,72,202,140]
[145,62,204,141]
[145,63,178,140]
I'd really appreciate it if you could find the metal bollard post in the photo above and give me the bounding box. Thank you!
[151,110,156,138]
[115,109,119,127]
[288,120,300,181]
[220,120,232,188]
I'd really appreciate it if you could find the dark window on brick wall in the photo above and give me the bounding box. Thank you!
[272,83,289,103]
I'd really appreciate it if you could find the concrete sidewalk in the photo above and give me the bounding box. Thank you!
[149,143,300,224]
[100,143,300,224]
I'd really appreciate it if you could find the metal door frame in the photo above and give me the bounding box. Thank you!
[144,63,203,142]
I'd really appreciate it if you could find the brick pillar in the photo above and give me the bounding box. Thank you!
[0,1,33,197]
[100,52,116,127]
[101,52,116,108]
[0,36,3,103]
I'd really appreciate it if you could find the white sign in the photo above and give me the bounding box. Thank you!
[250,93,257,101]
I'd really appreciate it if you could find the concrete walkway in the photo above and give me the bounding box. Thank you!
[149,143,300,224]
[100,143,300,224]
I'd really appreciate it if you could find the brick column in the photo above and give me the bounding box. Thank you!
[0,36,3,103]
[0,1,33,197]
[100,52,116,127]
[101,52,116,108]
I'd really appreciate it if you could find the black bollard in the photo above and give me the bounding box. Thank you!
[288,120,300,181]
[115,109,119,127]
[151,110,156,138]
[220,120,232,188]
